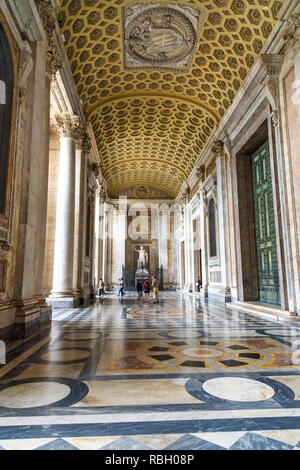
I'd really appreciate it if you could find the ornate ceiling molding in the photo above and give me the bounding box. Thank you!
[57,0,286,196]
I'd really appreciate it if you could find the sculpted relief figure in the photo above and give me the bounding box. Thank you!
[124,4,204,71]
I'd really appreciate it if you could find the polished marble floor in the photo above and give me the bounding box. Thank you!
[1,292,300,450]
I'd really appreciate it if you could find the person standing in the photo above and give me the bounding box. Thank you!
[136,279,143,299]
[99,278,105,296]
[152,275,159,304]
[196,276,201,292]
[118,277,125,297]
[144,278,150,303]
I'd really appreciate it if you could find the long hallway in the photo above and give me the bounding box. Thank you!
[0,294,300,450]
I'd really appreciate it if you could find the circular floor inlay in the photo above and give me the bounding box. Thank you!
[63,332,100,340]
[181,348,223,358]
[41,349,90,362]
[202,377,275,402]
[0,382,70,409]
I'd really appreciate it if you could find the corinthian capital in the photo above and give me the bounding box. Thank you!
[55,113,85,140]
[283,14,300,55]
[212,140,224,158]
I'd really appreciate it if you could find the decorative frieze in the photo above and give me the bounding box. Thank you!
[55,113,85,141]
[0,240,13,252]
[270,110,279,127]
[259,55,283,111]
[99,185,108,204]
[35,0,61,77]
[181,186,191,205]
[92,163,101,179]
[18,87,26,106]
[82,135,92,154]
[46,43,61,77]
[196,165,205,183]
[36,0,56,41]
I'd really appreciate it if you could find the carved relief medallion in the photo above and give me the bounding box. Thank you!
[123,3,204,72]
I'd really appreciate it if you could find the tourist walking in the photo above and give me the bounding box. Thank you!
[144,278,150,303]
[136,279,143,299]
[98,278,105,296]
[196,276,201,292]
[152,275,159,304]
[118,277,125,297]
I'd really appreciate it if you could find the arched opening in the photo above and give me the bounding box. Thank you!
[0,21,14,216]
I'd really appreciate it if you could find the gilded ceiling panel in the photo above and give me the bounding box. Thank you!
[57,0,285,197]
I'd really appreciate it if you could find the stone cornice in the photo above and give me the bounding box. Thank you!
[8,0,45,43]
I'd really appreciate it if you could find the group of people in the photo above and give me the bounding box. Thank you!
[118,276,159,303]
[136,277,159,303]
[96,276,160,303]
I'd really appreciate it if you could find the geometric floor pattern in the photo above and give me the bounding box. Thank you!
[1,292,300,450]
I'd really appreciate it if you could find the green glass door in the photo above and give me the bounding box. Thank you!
[252,141,280,305]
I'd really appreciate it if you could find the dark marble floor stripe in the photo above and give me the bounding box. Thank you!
[1,417,300,439]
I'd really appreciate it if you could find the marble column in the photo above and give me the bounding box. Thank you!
[158,204,169,290]
[93,186,101,289]
[49,114,84,307]
[102,202,113,289]
[106,204,113,289]
[215,147,231,300]
[115,197,127,279]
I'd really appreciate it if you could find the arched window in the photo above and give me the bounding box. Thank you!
[208,198,217,258]
[0,21,14,216]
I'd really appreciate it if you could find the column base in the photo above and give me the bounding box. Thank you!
[13,298,52,339]
[184,283,193,292]
[47,293,81,309]
[207,286,231,303]
[0,302,17,341]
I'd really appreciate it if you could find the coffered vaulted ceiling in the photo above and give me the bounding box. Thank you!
[57,0,285,198]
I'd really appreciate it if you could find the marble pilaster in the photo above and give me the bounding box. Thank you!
[115,197,127,280]
[75,136,91,304]
[13,41,53,338]
[183,201,193,292]
[215,142,231,301]
[199,189,208,297]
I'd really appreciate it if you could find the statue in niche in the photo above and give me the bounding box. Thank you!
[134,245,148,268]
